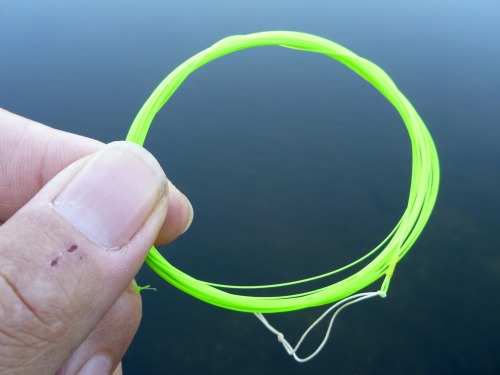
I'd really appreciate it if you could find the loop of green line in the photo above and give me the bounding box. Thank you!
[126,31,439,313]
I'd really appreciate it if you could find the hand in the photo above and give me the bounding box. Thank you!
[0,108,193,374]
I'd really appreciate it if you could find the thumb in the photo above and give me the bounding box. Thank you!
[0,141,168,374]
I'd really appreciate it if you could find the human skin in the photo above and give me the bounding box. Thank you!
[0,108,193,374]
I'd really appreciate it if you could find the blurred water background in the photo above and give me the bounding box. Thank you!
[1,1,499,373]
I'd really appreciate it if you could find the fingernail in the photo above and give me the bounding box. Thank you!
[169,183,194,234]
[183,196,194,234]
[53,142,167,249]
[78,354,112,375]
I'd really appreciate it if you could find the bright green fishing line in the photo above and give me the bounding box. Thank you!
[126,31,440,313]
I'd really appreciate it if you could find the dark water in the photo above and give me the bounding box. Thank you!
[1,1,499,374]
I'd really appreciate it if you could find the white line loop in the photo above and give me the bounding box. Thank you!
[255,291,383,362]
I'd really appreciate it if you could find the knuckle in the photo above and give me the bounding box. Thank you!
[0,262,66,351]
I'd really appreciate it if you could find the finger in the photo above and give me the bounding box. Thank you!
[154,181,193,246]
[0,107,103,221]
[0,107,193,243]
[0,142,172,374]
[55,284,141,375]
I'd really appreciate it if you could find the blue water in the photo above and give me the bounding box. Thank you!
[1,1,499,373]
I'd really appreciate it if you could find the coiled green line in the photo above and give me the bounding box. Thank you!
[126,31,439,313]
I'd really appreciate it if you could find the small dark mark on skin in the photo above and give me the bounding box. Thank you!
[67,245,78,253]
[79,256,83,260]
[50,258,59,267]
